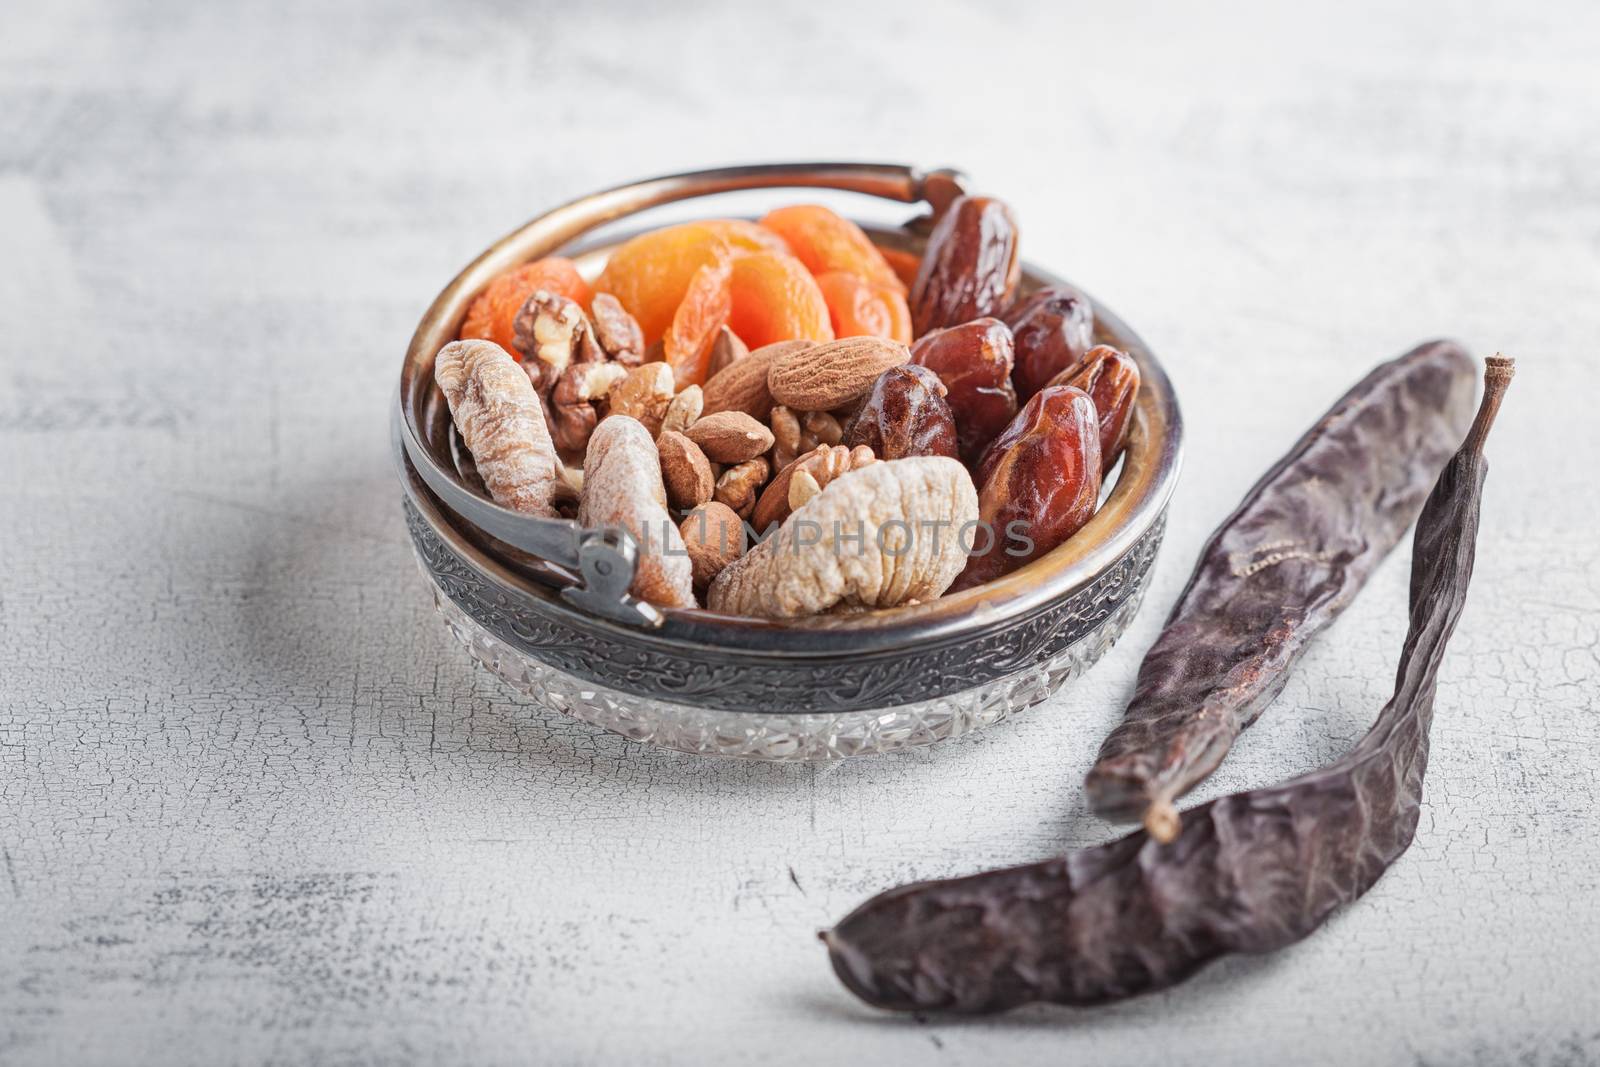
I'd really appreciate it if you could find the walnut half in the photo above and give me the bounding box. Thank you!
[513,290,603,393]
[549,361,629,454]
[750,443,875,532]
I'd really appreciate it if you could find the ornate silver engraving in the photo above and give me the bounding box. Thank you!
[427,568,1149,760]
[404,500,1164,716]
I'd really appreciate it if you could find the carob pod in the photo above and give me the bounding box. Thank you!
[1088,339,1477,839]
[821,356,1513,1013]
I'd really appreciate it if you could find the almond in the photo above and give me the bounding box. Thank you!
[657,430,714,510]
[685,410,775,464]
[706,326,750,379]
[679,501,748,592]
[768,336,909,412]
[703,340,812,421]
[659,384,703,438]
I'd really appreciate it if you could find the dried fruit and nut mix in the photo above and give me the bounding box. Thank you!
[434,195,1138,617]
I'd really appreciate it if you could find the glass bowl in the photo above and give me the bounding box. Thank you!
[394,162,1183,760]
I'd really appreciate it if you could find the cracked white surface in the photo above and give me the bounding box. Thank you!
[2,1,1597,1063]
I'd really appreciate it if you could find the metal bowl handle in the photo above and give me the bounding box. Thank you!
[495,163,970,261]
[401,163,970,629]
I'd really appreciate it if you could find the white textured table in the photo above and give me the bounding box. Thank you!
[3,2,1597,1064]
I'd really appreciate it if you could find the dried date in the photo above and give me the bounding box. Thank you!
[1048,344,1140,474]
[952,385,1101,591]
[1007,284,1094,400]
[909,197,1020,336]
[908,318,1019,464]
[842,365,958,461]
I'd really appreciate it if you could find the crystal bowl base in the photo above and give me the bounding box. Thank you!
[424,566,1147,761]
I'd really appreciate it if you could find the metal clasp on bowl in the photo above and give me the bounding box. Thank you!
[393,406,662,628]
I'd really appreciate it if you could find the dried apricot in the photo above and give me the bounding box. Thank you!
[663,256,733,389]
[759,205,904,294]
[879,247,923,291]
[726,252,834,349]
[815,271,912,344]
[459,258,591,353]
[594,223,735,346]
[701,219,790,256]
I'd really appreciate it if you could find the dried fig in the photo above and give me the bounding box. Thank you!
[433,340,560,517]
[579,416,695,608]
[708,457,978,618]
